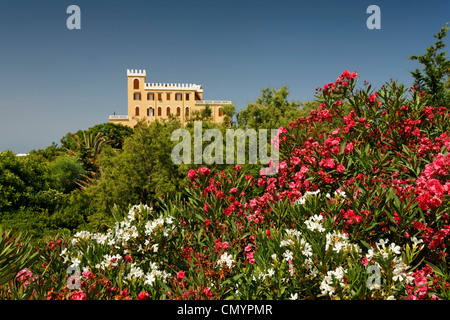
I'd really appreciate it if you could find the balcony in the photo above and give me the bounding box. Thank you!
[109,115,128,120]
[195,100,233,105]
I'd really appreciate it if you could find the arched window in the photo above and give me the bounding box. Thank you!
[157,106,162,117]
[218,107,223,117]
[177,107,181,116]
[185,106,190,117]
[133,79,139,90]
[135,106,140,116]
[166,107,171,116]
[148,107,154,116]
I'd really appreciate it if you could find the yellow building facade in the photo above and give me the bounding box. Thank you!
[109,69,232,127]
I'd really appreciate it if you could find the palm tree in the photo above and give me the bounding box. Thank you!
[65,131,110,172]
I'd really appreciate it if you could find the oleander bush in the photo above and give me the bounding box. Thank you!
[2,69,449,300]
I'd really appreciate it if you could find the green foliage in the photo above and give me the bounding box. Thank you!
[65,131,110,172]
[0,225,39,286]
[88,120,186,212]
[50,156,86,193]
[0,151,53,212]
[29,142,63,161]
[88,122,134,150]
[221,104,236,127]
[236,85,302,130]
[409,23,450,107]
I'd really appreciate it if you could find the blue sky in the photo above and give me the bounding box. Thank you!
[0,0,448,153]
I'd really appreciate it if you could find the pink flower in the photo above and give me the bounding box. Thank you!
[204,287,213,299]
[216,190,224,199]
[361,257,368,266]
[336,164,345,173]
[47,241,55,249]
[177,271,186,279]
[319,158,335,169]
[188,169,197,179]
[290,156,301,166]
[403,294,419,300]
[198,167,211,176]
[224,207,232,216]
[137,291,150,300]
[344,143,354,154]
[71,291,87,300]
[230,187,237,193]
[124,255,133,263]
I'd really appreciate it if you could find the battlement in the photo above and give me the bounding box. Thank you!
[127,69,147,77]
[111,68,229,127]
[144,83,203,92]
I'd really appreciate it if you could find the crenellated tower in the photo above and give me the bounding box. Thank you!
[109,69,232,127]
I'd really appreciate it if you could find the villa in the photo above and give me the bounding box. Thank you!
[109,69,232,127]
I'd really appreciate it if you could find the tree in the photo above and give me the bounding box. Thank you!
[0,151,53,212]
[236,85,302,130]
[60,123,133,153]
[221,104,236,128]
[65,131,110,172]
[29,142,63,161]
[409,23,450,107]
[87,122,134,150]
[50,155,86,193]
[88,120,186,212]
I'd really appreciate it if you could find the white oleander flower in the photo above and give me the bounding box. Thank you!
[411,237,423,246]
[305,214,326,233]
[70,257,81,268]
[389,243,401,255]
[126,263,144,280]
[300,238,313,257]
[283,249,294,262]
[289,293,298,300]
[217,252,235,269]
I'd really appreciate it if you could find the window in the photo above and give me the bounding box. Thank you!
[175,93,182,101]
[148,107,154,116]
[133,79,139,90]
[166,93,171,100]
[134,92,141,100]
[185,106,190,117]
[158,93,162,100]
[166,106,171,116]
[218,107,223,117]
[157,106,162,116]
[177,107,181,116]
[135,106,140,116]
[185,93,190,101]
[147,93,154,100]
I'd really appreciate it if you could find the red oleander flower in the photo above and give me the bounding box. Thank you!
[137,292,150,300]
